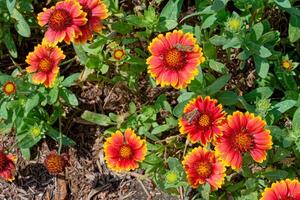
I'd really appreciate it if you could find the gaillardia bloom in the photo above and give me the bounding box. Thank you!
[104,128,147,172]
[26,43,65,88]
[113,48,126,61]
[37,0,87,44]
[75,0,108,43]
[2,81,16,95]
[260,179,300,200]
[0,150,17,182]
[215,111,272,170]
[147,30,205,89]
[179,96,226,145]
[182,147,225,190]
[44,151,69,174]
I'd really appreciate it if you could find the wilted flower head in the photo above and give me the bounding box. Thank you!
[0,150,17,182]
[44,151,69,174]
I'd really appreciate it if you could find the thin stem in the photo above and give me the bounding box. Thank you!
[58,115,63,154]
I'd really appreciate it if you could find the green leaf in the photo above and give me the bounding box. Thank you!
[46,126,76,146]
[293,107,300,130]
[81,110,115,126]
[20,148,31,160]
[252,22,264,40]
[59,88,78,106]
[201,14,217,29]
[17,131,41,148]
[3,30,17,58]
[160,0,184,21]
[157,19,178,31]
[12,8,31,37]
[25,94,39,115]
[218,91,238,105]
[129,102,136,114]
[258,45,272,58]
[209,35,228,46]
[167,157,182,170]
[274,0,291,8]
[289,15,300,43]
[6,0,16,14]
[173,100,189,118]
[73,44,88,65]
[209,59,227,73]
[272,100,296,113]
[112,21,133,34]
[151,124,170,135]
[244,87,273,102]
[261,170,288,180]
[0,102,8,119]
[206,74,231,95]
[48,87,59,104]
[222,37,241,49]
[254,56,269,78]
[62,73,80,87]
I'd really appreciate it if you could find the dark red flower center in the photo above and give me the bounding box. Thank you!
[198,114,210,127]
[39,58,52,72]
[196,161,212,178]
[232,131,253,152]
[49,9,73,31]
[119,145,133,159]
[0,152,8,170]
[164,48,186,70]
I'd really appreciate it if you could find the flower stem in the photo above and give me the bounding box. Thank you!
[58,115,63,154]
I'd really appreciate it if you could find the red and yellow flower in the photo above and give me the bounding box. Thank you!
[37,0,87,44]
[44,151,69,175]
[182,147,225,190]
[26,43,65,88]
[260,179,300,200]
[0,150,17,182]
[113,48,126,61]
[104,128,147,172]
[2,81,16,95]
[147,30,205,89]
[215,111,272,170]
[179,96,226,145]
[75,0,108,43]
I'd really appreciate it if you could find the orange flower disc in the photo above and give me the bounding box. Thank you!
[147,30,205,89]
[26,43,65,88]
[44,151,69,174]
[179,96,226,145]
[2,81,16,95]
[182,147,225,190]
[104,128,147,172]
[260,179,300,200]
[215,111,273,170]
[113,48,126,61]
[37,0,87,44]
